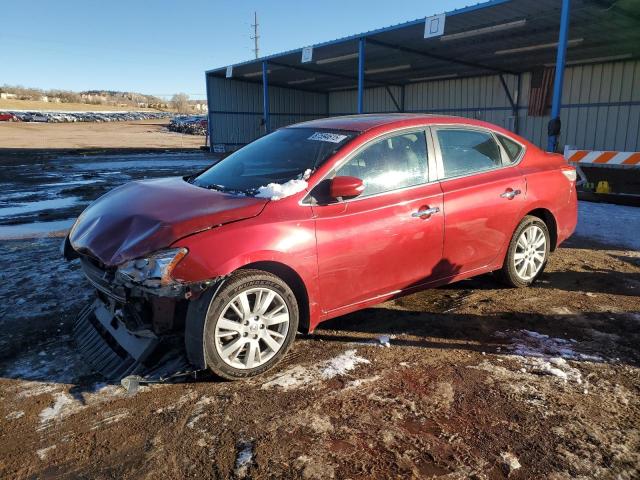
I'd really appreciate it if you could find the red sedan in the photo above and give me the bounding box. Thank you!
[64,114,577,380]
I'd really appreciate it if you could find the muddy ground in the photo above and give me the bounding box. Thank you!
[0,151,215,239]
[0,153,639,479]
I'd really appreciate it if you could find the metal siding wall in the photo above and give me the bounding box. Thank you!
[403,74,516,131]
[208,76,262,145]
[207,75,328,147]
[518,60,640,151]
[208,60,640,151]
[328,86,407,114]
[329,90,357,114]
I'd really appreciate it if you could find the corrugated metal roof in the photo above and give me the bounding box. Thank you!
[207,0,640,93]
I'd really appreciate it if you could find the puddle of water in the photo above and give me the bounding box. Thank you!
[0,219,74,239]
[0,197,81,218]
[74,159,212,171]
[41,179,104,187]
[1,191,42,200]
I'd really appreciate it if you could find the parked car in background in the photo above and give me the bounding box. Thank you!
[63,114,577,380]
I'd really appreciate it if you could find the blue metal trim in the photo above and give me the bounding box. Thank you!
[358,38,366,114]
[211,111,328,116]
[205,0,512,74]
[205,72,214,152]
[262,61,270,134]
[560,100,640,108]
[209,100,640,118]
[548,0,571,152]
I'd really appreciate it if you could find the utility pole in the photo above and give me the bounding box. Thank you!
[251,11,259,59]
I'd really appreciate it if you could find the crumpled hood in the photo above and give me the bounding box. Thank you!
[69,176,267,266]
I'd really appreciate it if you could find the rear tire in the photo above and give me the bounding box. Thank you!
[496,216,550,288]
[185,269,298,380]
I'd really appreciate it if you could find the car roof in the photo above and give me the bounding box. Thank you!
[288,113,489,133]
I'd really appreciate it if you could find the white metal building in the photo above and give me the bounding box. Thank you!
[205,0,640,154]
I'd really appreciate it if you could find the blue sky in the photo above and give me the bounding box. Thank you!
[1,0,473,99]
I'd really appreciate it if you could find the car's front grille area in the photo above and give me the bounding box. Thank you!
[80,256,126,302]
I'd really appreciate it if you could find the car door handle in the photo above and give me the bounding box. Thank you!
[412,206,440,218]
[500,189,521,200]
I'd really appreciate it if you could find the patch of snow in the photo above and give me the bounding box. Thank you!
[261,365,316,390]
[36,445,56,460]
[496,329,604,384]
[38,392,77,425]
[321,349,370,379]
[0,196,81,219]
[262,349,370,390]
[575,201,640,250]
[500,329,604,362]
[6,410,25,420]
[255,178,308,201]
[234,441,254,478]
[500,451,521,473]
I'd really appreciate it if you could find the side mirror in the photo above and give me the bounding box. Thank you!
[330,176,365,200]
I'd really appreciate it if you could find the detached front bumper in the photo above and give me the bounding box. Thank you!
[74,299,159,380]
[72,252,214,381]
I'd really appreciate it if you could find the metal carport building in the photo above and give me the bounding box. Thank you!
[205,0,640,154]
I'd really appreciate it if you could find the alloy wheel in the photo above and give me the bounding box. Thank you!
[513,224,547,281]
[214,287,290,369]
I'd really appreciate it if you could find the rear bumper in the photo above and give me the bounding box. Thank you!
[556,190,578,247]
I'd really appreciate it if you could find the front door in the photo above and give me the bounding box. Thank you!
[311,129,445,314]
[432,126,526,275]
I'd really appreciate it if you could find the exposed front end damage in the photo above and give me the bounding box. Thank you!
[61,175,269,381]
[70,247,219,381]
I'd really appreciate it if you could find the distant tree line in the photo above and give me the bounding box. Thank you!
[0,84,167,108]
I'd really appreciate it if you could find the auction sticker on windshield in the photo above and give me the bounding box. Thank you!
[308,132,349,143]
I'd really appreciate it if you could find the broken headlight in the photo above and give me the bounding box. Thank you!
[117,248,188,286]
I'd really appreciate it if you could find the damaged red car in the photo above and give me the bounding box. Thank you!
[63,114,577,380]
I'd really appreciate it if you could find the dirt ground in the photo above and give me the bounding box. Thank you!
[0,235,639,479]
[0,119,205,149]
[0,152,638,479]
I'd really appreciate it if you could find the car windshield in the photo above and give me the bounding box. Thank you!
[191,127,356,193]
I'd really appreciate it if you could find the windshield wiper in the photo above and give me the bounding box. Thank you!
[205,183,228,192]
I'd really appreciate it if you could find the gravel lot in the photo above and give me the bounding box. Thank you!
[0,153,638,479]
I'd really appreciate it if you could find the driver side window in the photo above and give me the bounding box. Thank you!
[335,131,428,197]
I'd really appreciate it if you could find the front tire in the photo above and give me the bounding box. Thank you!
[185,269,299,380]
[497,216,550,288]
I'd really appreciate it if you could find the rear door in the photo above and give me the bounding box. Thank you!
[432,126,526,276]
[311,129,445,313]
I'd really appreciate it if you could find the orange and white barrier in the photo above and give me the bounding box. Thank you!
[565,148,640,168]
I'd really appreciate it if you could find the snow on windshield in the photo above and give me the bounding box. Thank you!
[255,169,312,201]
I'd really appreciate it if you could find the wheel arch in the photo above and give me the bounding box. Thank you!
[239,261,311,334]
[524,208,558,251]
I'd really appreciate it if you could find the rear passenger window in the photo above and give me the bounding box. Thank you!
[336,131,428,197]
[497,134,523,163]
[436,129,503,178]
